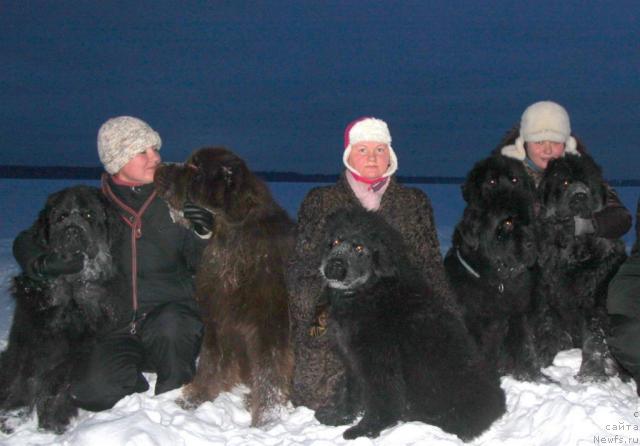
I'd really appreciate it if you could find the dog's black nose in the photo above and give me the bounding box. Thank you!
[569,192,589,214]
[64,225,82,239]
[324,258,347,281]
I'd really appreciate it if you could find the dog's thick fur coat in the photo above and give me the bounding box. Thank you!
[317,208,506,440]
[446,156,542,379]
[0,186,128,432]
[155,147,294,425]
[535,154,627,379]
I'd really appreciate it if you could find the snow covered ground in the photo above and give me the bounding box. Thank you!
[1,179,639,446]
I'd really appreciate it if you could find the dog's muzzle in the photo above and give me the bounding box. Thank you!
[569,188,591,217]
[59,224,86,254]
[323,258,347,282]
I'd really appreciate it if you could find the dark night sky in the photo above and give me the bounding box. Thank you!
[1,1,638,177]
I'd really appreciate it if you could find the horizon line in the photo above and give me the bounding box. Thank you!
[2,165,640,187]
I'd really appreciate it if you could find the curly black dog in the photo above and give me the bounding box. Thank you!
[315,208,505,441]
[0,186,128,433]
[535,154,627,380]
[446,156,541,380]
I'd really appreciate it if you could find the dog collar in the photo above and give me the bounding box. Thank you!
[455,249,480,279]
[455,249,506,294]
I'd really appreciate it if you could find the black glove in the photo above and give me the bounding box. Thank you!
[31,252,84,280]
[183,202,214,238]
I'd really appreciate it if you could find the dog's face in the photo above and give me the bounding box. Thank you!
[155,147,258,224]
[538,154,606,220]
[462,155,535,210]
[320,210,401,291]
[36,186,117,279]
[455,198,537,280]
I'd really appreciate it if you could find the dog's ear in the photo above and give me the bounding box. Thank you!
[35,190,66,246]
[34,205,51,246]
[373,247,398,278]
[453,207,481,251]
[462,157,492,204]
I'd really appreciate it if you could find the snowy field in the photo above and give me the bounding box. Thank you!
[1,179,640,446]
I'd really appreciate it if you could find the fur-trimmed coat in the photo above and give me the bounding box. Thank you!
[492,126,631,239]
[286,173,457,413]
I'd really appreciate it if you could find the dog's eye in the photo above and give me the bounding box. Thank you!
[354,244,365,253]
[510,176,519,184]
[562,179,571,188]
[488,178,497,186]
[56,212,68,223]
[83,211,94,221]
[331,239,341,248]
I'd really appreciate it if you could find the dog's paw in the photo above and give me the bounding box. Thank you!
[343,420,384,439]
[176,396,201,410]
[315,405,356,426]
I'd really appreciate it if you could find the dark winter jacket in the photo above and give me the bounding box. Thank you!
[286,173,458,412]
[493,126,631,239]
[13,176,207,323]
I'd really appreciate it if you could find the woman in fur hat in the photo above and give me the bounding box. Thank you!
[494,100,631,238]
[495,101,638,387]
[13,116,214,411]
[286,117,458,424]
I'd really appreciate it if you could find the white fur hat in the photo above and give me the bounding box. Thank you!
[343,117,398,177]
[501,101,578,161]
[97,116,162,174]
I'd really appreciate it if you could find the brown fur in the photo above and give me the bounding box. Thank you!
[155,147,294,425]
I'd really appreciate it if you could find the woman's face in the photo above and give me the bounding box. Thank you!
[347,141,391,179]
[525,140,565,170]
[115,147,161,184]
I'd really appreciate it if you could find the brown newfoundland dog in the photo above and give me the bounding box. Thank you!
[154,147,294,425]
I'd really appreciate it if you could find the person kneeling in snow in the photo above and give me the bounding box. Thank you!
[13,116,213,411]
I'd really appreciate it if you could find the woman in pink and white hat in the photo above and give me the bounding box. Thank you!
[287,116,455,422]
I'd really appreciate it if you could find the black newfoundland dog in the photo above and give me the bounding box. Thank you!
[446,155,541,380]
[155,147,294,426]
[0,186,128,433]
[535,153,627,380]
[315,208,505,441]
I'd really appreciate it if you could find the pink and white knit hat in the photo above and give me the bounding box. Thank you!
[343,117,398,178]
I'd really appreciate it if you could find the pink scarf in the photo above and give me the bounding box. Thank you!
[346,170,389,211]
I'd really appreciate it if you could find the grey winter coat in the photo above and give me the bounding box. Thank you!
[287,173,457,413]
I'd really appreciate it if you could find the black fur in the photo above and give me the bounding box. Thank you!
[535,154,627,380]
[317,208,505,441]
[461,155,536,209]
[446,156,541,380]
[445,198,541,379]
[0,186,128,433]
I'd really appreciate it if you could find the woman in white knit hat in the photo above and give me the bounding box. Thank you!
[13,116,215,412]
[496,101,636,389]
[287,116,457,423]
[496,100,631,239]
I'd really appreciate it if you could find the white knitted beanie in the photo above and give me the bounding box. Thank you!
[97,116,162,174]
[501,101,578,161]
[342,117,398,177]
